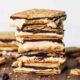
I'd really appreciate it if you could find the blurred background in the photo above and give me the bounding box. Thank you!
[0,0,80,47]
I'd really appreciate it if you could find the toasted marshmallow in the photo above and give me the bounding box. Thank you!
[11,19,25,29]
[47,21,57,28]
[17,41,64,53]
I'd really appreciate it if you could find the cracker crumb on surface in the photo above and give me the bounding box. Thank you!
[70,68,80,76]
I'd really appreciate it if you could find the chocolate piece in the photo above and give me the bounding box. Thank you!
[17,20,64,31]
[14,55,66,64]
[2,73,9,80]
[19,51,65,57]
[11,15,65,30]
[18,26,64,34]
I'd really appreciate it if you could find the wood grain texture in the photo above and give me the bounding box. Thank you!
[0,57,80,80]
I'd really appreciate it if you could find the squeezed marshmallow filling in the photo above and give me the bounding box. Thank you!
[18,41,64,52]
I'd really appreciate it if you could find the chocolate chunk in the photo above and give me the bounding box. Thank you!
[2,73,9,80]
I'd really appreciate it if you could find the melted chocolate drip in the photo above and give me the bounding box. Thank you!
[17,51,65,59]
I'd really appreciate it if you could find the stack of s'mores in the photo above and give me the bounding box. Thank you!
[10,9,67,75]
[0,32,19,64]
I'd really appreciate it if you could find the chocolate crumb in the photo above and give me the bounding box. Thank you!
[2,73,9,80]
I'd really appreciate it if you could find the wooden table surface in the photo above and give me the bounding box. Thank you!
[0,57,80,80]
